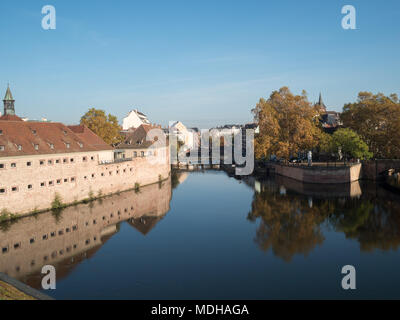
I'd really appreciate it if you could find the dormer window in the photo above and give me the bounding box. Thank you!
[66,143,70,149]
[31,130,37,135]
[0,146,4,151]
[78,142,83,148]
[63,130,67,135]
[49,143,54,149]
[17,145,22,151]
[34,144,39,150]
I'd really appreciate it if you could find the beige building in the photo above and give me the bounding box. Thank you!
[0,87,170,216]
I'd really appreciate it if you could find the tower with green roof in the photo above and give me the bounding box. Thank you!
[3,84,15,116]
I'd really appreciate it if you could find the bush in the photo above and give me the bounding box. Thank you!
[51,193,64,210]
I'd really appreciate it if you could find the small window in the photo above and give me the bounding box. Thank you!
[0,164,4,169]
[11,186,18,192]
[64,178,68,183]
[11,163,16,168]
[48,181,54,186]
[14,243,21,249]
[101,173,104,177]
[49,143,54,149]
[70,158,74,163]
[66,228,70,233]
[91,174,95,178]
[28,184,33,190]
[63,158,68,163]
[42,235,48,240]
[66,143,70,149]
[71,177,75,182]
[58,230,64,236]
[17,145,22,151]
[40,160,45,165]
[56,179,61,184]
[50,232,56,237]
[82,156,87,162]
[0,188,6,194]
[63,130,67,135]
[78,142,83,148]
[34,144,39,150]
[48,160,53,165]
[0,146,4,151]
[56,159,60,164]
[31,129,37,135]
[141,151,145,157]
[0,130,2,135]
[27,161,32,166]
[2,247,8,254]
[134,152,137,157]
[40,182,46,187]
[84,176,87,180]
[91,156,94,161]
[30,238,35,244]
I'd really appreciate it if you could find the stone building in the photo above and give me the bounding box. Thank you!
[0,87,170,216]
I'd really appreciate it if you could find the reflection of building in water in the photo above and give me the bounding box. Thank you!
[0,179,171,288]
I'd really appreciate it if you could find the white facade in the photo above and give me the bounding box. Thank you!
[122,110,150,131]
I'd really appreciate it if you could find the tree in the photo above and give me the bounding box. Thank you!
[332,128,372,160]
[341,92,400,158]
[252,87,321,160]
[80,108,123,146]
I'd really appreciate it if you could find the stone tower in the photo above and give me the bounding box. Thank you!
[3,85,15,116]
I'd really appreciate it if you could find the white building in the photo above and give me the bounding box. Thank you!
[169,121,196,150]
[122,109,150,131]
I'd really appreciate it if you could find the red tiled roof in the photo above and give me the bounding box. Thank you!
[0,114,23,121]
[0,121,113,157]
[68,125,113,150]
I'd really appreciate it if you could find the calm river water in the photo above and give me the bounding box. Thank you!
[1,170,400,299]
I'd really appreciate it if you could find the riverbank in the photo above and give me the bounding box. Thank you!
[0,272,52,300]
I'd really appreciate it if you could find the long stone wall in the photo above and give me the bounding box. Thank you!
[0,147,170,216]
[271,163,362,184]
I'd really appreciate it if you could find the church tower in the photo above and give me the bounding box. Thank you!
[3,85,15,116]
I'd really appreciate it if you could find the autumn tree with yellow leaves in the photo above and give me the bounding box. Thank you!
[252,87,321,160]
[341,92,400,159]
[80,108,123,146]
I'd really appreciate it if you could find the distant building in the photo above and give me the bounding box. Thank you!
[169,121,195,150]
[122,109,150,131]
[315,93,342,133]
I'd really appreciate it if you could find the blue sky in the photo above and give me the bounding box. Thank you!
[0,0,399,128]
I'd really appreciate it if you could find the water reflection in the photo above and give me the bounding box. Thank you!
[0,179,172,289]
[247,175,400,261]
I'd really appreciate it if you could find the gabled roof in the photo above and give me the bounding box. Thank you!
[118,124,163,149]
[0,121,113,157]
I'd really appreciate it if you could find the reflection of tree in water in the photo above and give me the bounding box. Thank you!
[330,198,400,252]
[248,189,334,262]
[248,180,400,261]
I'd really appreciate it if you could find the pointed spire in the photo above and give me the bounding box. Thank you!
[4,84,14,101]
[318,92,323,105]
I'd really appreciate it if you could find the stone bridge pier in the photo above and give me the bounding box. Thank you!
[362,160,400,180]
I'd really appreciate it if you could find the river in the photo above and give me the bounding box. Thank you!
[1,170,400,299]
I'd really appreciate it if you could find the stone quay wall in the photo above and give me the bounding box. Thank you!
[271,163,362,184]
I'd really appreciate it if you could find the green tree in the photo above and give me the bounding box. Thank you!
[252,87,321,160]
[341,92,400,158]
[80,108,123,145]
[332,128,372,160]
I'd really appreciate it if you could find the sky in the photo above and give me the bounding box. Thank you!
[0,0,399,128]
